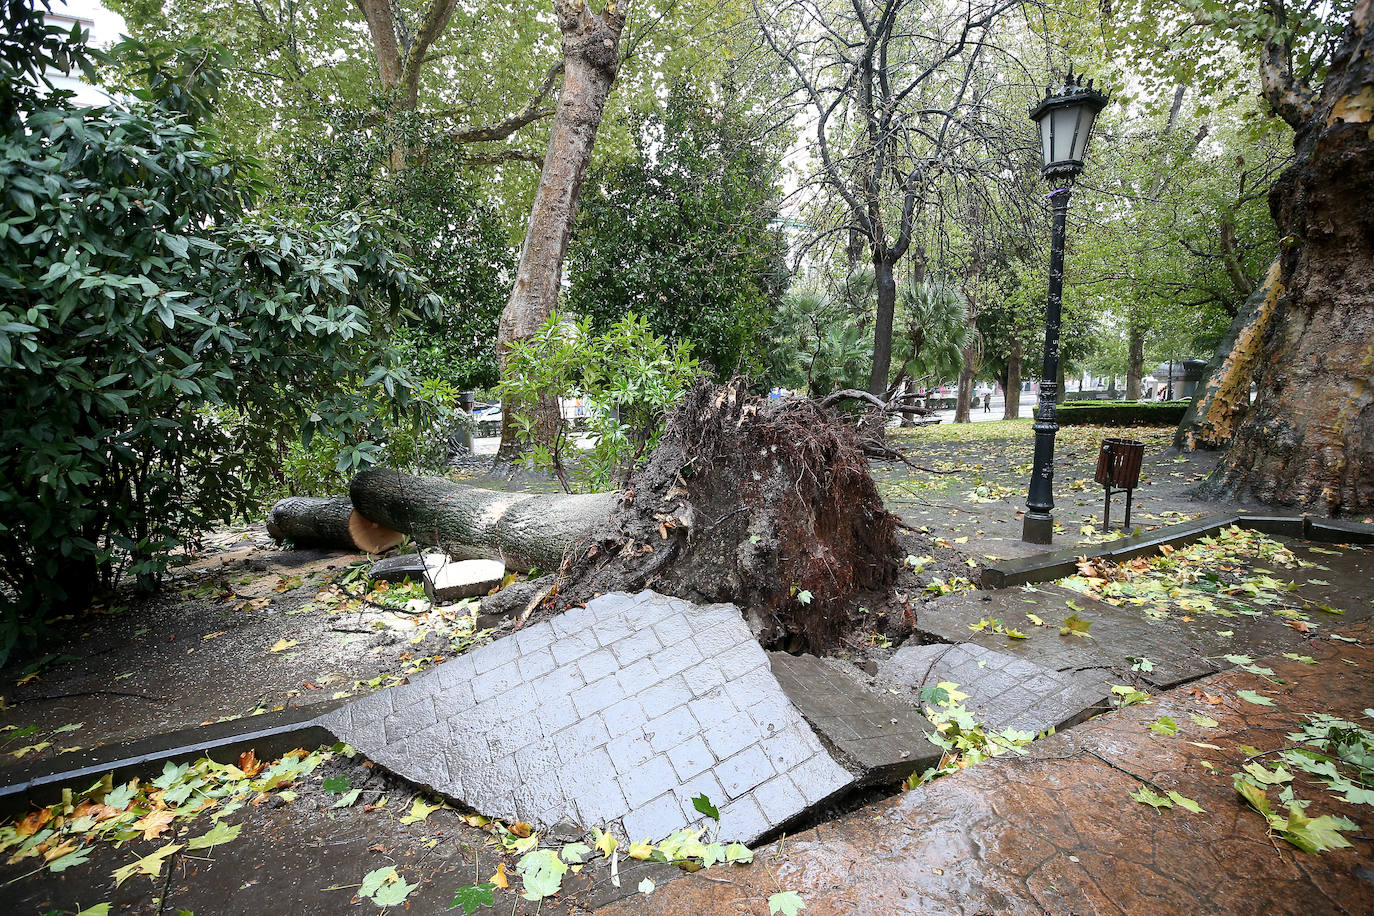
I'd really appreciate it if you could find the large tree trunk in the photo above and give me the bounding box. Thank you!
[955,347,976,422]
[1175,260,1281,451]
[867,255,898,395]
[265,497,404,554]
[347,469,616,572]
[1125,322,1145,399]
[1003,338,1022,419]
[497,0,627,458]
[1210,3,1374,514]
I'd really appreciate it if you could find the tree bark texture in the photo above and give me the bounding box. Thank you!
[265,497,403,554]
[1003,338,1022,420]
[497,0,627,456]
[1126,323,1145,400]
[1211,2,1374,513]
[867,257,898,396]
[955,348,976,423]
[1175,260,1282,451]
[348,468,616,572]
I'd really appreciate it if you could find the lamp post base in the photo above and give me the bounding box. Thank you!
[1022,510,1054,545]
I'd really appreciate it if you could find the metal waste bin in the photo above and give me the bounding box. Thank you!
[1094,437,1144,529]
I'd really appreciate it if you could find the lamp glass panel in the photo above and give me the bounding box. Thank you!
[1038,114,1053,167]
[1071,105,1098,161]
[1050,106,1081,162]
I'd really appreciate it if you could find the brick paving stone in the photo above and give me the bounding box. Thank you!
[770,652,944,784]
[916,582,1329,692]
[592,623,1374,916]
[876,642,1109,735]
[320,590,854,844]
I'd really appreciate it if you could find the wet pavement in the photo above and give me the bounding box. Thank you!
[594,624,1374,916]
[321,591,854,845]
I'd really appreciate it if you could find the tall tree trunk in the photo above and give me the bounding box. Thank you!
[1210,3,1374,514]
[1175,260,1281,451]
[1125,322,1145,399]
[1004,338,1022,419]
[868,255,898,395]
[1055,360,1066,404]
[955,348,976,422]
[496,0,627,458]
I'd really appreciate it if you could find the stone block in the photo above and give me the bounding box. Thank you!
[877,642,1108,735]
[423,556,506,604]
[769,653,942,784]
[325,589,855,845]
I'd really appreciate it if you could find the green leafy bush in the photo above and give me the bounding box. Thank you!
[0,10,437,656]
[1056,400,1190,426]
[499,313,700,492]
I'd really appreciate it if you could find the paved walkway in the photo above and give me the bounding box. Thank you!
[595,624,1374,916]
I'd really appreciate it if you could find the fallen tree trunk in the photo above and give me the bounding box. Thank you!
[265,497,404,554]
[348,469,616,572]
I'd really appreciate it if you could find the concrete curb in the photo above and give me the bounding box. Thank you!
[981,513,1374,589]
[0,700,345,817]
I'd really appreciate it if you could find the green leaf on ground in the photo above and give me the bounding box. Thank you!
[449,882,496,914]
[49,845,93,872]
[323,775,350,793]
[1060,614,1092,637]
[1237,689,1275,706]
[692,793,720,821]
[769,890,806,915]
[333,788,361,808]
[186,822,241,850]
[1130,786,1173,811]
[639,877,655,894]
[1189,714,1220,728]
[359,867,398,899]
[399,797,443,824]
[560,842,591,863]
[373,876,419,907]
[1233,775,1272,817]
[1277,805,1354,854]
[1149,716,1179,735]
[517,849,568,900]
[724,842,754,864]
[112,842,182,887]
[74,906,112,916]
[1166,791,1204,813]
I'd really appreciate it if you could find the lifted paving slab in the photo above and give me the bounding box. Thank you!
[876,642,1109,734]
[594,624,1374,916]
[768,653,941,784]
[321,591,854,844]
[915,580,1328,693]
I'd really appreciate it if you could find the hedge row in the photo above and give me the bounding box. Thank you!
[1055,400,1190,427]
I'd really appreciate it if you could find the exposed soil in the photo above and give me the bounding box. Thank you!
[555,381,899,653]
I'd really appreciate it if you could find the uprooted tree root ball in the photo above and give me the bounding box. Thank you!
[554,380,900,653]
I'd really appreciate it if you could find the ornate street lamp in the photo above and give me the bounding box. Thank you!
[1022,68,1109,545]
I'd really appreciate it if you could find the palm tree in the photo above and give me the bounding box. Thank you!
[890,279,973,396]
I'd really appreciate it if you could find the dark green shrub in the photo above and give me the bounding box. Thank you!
[0,8,437,657]
[1056,400,1189,426]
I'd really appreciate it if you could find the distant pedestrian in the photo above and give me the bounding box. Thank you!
[982,392,991,412]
